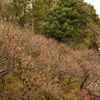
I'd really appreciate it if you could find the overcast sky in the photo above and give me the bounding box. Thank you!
[84,0,100,17]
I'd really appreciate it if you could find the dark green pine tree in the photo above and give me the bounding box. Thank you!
[42,0,100,44]
[43,0,82,41]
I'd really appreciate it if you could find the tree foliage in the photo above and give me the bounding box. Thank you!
[42,0,100,48]
[0,0,100,48]
[0,0,57,31]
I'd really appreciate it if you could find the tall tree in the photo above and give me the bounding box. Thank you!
[31,0,57,33]
[42,0,100,48]
[0,0,57,31]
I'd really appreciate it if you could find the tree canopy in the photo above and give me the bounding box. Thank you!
[0,0,100,48]
[42,0,100,48]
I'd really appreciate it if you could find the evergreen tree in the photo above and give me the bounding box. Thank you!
[42,0,100,48]
[43,0,82,41]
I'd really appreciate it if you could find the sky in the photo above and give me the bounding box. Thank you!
[84,0,100,17]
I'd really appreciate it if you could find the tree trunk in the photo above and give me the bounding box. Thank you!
[32,18,35,34]
[1,76,6,92]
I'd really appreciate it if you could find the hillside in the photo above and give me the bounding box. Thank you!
[0,23,100,100]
